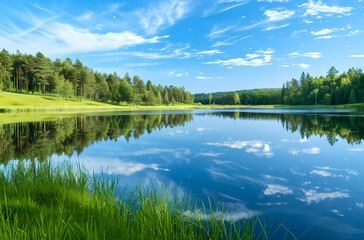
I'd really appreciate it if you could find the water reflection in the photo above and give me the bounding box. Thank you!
[200,110,364,145]
[1,109,364,239]
[0,113,193,164]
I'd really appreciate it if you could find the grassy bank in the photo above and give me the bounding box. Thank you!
[0,161,291,240]
[0,92,243,114]
[1,92,362,114]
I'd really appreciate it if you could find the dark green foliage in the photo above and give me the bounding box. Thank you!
[195,67,364,106]
[195,89,280,105]
[0,49,193,105]
[0,113,194,164]
[281,68,364,105]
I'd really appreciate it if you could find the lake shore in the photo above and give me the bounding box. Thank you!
[1,92,363,125]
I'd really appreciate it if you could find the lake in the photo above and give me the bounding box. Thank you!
[1,108,364,239]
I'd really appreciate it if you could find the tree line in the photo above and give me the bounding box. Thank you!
[201,111,364,145]
[0,113,193,165]
[0,49,194,105]
[196,67,364,105]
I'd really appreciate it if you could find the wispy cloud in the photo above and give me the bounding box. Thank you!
[211,35,239,47]
[75,11,95,22]
[348,55,364,58]
[203,0,249,17]
[263,184,293,195]
[165,71,190,77]
[0,16,165,55]
[136,0,191,35]
[302,147,320,154]
[196,76,223,79]
[206,24,238,39]
[311,28,337,35]
[300,0,353,17]
[299,189,349,204]
[288,52,322,58]
[258,0,289,2]
[26,2,54,13]
[263,24,290,31]
[205,49,274,67]
[265,9,295,22]
[206,140,274,157]
[238,9,294,31]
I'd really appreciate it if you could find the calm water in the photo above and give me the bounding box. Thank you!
[1,109,364,239]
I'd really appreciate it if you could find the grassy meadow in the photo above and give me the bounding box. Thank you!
[0,160,294,240]
[0,92,240,114]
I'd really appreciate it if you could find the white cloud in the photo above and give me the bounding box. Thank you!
[303,52,322,58]
[264,184,293,195]
[258,0,289,2]
[290,29,307,38]
[282,63,310,69]
[297,63,310,69]
[348,55,364,58]
[315,35,340,40]
[207,24,236,39]
[27,2,53,13]
[302,147,320,154]
[197,50,223,55]
[311,28,336,35]
[81,157,169,176]
[199,152,223,157]
[196,76,223,79]
[206,58,272,67]
[289,52,322,59]
[257,48,275,54]
[299,189,349,204]
[206,140,273,157]
[288,52,300,57]
[185,202,258,221]
[264,9,295,22]
[303,19,313,24]
[263,24,290,31]
[0,20,165,55]
[166,71,189,77]
[246,53,261,59]
[310,170,331,177]
[356,202,364,209]
[197,128,211,131]
[76,11,95,21]
[113,46,221,60]
[331,209,344,217]
[136,0,191,35]
[300,0,353,16]
[217,0,248,3]
[205,49,274,67]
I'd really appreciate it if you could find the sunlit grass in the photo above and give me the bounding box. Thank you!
[0,92,238,114]
[0,160,296,240]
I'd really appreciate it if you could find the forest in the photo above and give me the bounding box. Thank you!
[0,49,194,105]
[196,67,364,105]
[0,113,193,165]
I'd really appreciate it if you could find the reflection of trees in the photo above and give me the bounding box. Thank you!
[0,113,193,164]
[203,112,364,145]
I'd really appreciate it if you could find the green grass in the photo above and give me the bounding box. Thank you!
[0,92,240,114]
[0,160,294,240]
[250,103,364,110]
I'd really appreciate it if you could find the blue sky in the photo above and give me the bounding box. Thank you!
[0,0,363,93]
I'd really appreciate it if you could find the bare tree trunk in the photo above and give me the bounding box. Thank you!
[26,72,29,93]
